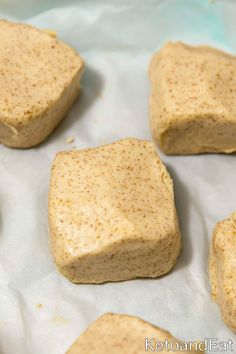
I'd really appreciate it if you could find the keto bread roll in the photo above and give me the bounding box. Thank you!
[49,138,181,284]
[149,42,236,155]
[209,212,236,334]
[0,20,84,148]
[66,313,203,354]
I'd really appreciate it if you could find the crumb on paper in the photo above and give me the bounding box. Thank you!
[44,29,57,37]
[52,305,69,325]
[53,316,69,325]
[36,303,43,309]
[65,137,74,144]
[72,145,77,149]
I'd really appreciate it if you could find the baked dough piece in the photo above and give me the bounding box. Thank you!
[0,20,84,148]
[49,138,181,283]
[209,212,236,334]
[66,313,203,353]
[149,42,236,155]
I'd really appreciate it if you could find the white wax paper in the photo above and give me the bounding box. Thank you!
[0,0,236,353]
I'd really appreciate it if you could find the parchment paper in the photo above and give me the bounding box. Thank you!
[0,0,236,353]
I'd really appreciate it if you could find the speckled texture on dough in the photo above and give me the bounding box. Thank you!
[66,313,203,354]
[0,20,84,148]
[49,138,181,284]
[149,42,236,155]
[209,212,236,334]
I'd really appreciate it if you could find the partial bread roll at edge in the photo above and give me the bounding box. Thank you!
[0,20,84,148]
[149,42,236,155]
[49,138,181,283]
[66,313,204,353]
[209,211,236,334]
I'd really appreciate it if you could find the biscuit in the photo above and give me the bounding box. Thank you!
[149,42,236,154]
[66,313,203,353]
[49,138,181,283]
[0,20,84,148]
[209,211,236,334]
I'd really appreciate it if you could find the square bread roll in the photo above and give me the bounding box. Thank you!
[149,42,236,155]
[0,20,84,148]
[66,313,203,353]
[49,138,181,284]
[209,212,236,334]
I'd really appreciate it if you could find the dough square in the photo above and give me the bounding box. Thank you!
[66,313,203,354]
[0,20,84,148]
[49,138,181,283]
[149,42,236,154]
[209,211,236,334]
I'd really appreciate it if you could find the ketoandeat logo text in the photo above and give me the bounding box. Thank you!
[144,337,233,352]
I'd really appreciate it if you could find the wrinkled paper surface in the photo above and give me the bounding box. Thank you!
[0,0,236,353]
